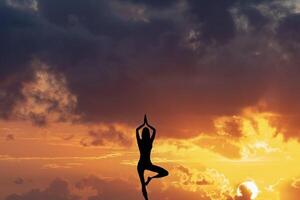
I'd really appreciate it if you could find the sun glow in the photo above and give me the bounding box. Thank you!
[237,180,259,199]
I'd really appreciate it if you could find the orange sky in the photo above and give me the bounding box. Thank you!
[1,107,300,199]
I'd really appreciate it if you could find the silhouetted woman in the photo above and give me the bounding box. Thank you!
[136,115,169,200]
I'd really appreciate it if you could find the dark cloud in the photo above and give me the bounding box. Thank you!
[76,175,211,200]
[37,0,118,35]
[5,175,227,200]
[63,134,74,141]
[80,125,132,147]
[6,178,79,200]
[239,7,269,31]
[123,0,177,8]
[5,0,38,11]
[1,0,300,139]
[277,13,300,53]
[222,120,242,138]
[186,0,237,44]
[13,177,24,185]
[6,134,15,141]
[76,175,140,200]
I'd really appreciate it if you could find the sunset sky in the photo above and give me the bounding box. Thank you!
[1,0,300,199]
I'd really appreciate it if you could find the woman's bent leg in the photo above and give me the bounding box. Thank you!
[145,164,168,185]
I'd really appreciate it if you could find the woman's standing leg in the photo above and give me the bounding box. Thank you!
[138,163,148,200]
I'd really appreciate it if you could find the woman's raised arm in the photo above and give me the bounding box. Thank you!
[136,122,145,141]
[144,115,156,142]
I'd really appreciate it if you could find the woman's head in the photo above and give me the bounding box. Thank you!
[142,127,150,141]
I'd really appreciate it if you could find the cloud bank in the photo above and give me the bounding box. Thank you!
[1,0,300,140]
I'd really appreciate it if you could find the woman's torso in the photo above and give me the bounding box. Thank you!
[138,141,152,165]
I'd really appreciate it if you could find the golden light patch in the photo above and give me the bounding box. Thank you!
[12,62,79,125]
[237,180,259,199]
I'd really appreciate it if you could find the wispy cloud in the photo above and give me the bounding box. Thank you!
[0,153,122,161]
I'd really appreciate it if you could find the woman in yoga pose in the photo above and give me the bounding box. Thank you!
[136,115,169,200]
